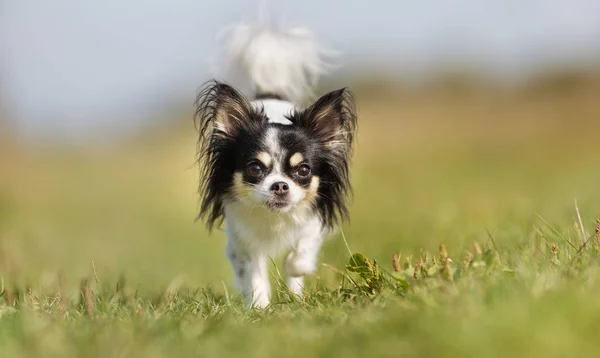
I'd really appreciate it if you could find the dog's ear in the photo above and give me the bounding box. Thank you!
[194,81,255,138]
[296,88,357,156]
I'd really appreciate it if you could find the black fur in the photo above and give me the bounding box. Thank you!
[194,81,357,231]
[194,81,267,230]
[255,92,286,101]
[287,88,357,228]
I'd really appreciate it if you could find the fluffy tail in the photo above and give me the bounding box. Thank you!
[219,23,335,104]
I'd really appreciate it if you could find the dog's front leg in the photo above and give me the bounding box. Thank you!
[226,240,270,308]
[284,233,323,296]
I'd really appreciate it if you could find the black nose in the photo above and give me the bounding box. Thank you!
[270,181,289,196]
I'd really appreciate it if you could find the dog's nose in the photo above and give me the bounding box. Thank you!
[270,181,289,196]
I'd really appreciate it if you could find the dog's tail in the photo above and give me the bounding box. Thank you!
[220,22,334,104]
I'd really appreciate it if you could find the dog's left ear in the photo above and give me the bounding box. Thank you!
[296,88,357,156]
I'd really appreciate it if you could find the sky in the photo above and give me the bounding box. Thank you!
[1,0,599,137]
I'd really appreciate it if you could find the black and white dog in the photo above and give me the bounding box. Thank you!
[194,22,357,307]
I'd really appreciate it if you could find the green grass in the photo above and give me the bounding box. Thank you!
[2,86,600,357]
[2,232,600,357]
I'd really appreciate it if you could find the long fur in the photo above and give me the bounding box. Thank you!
[195,81,356,231]
[193,19,357,308]
[221,23,334,104]
[194,81,266,230]
[288,88,357,228]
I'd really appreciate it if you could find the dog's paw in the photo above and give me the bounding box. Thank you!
[284,251,316,277]
[250,295,270,309]
[286,276,304,296]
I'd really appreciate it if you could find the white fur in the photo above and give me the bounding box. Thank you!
[251,99,295,125]
[264,127,284,172]
[222,23,333,104]
[224,125,324,308]
[224,201,323,308]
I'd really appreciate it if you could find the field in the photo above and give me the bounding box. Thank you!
[2,78,600,357]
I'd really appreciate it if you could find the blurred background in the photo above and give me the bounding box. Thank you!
[1,0,600,290]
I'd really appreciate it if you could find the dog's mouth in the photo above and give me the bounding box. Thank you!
[265,198,292,211]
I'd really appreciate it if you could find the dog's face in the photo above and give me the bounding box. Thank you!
[195,81,356,229]
[232,125,321,212]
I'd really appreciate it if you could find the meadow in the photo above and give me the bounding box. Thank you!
[1,76,600,357]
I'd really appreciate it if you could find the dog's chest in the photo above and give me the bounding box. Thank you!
[223,203,321,255]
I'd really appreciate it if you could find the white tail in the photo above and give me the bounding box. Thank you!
[220,23,335,104]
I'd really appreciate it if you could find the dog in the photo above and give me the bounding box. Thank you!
[194,21,357,308]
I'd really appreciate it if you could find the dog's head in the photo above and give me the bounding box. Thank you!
[194,81,356,230]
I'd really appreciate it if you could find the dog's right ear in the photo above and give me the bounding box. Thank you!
[194,81,254,139]
[194,81,256,230]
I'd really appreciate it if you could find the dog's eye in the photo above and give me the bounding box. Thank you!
[246,162,263,176]
[296,164,311,178]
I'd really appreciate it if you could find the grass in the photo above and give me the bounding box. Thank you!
[2,81,600,357]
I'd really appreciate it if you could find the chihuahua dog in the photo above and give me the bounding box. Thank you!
[194,22,357,307]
